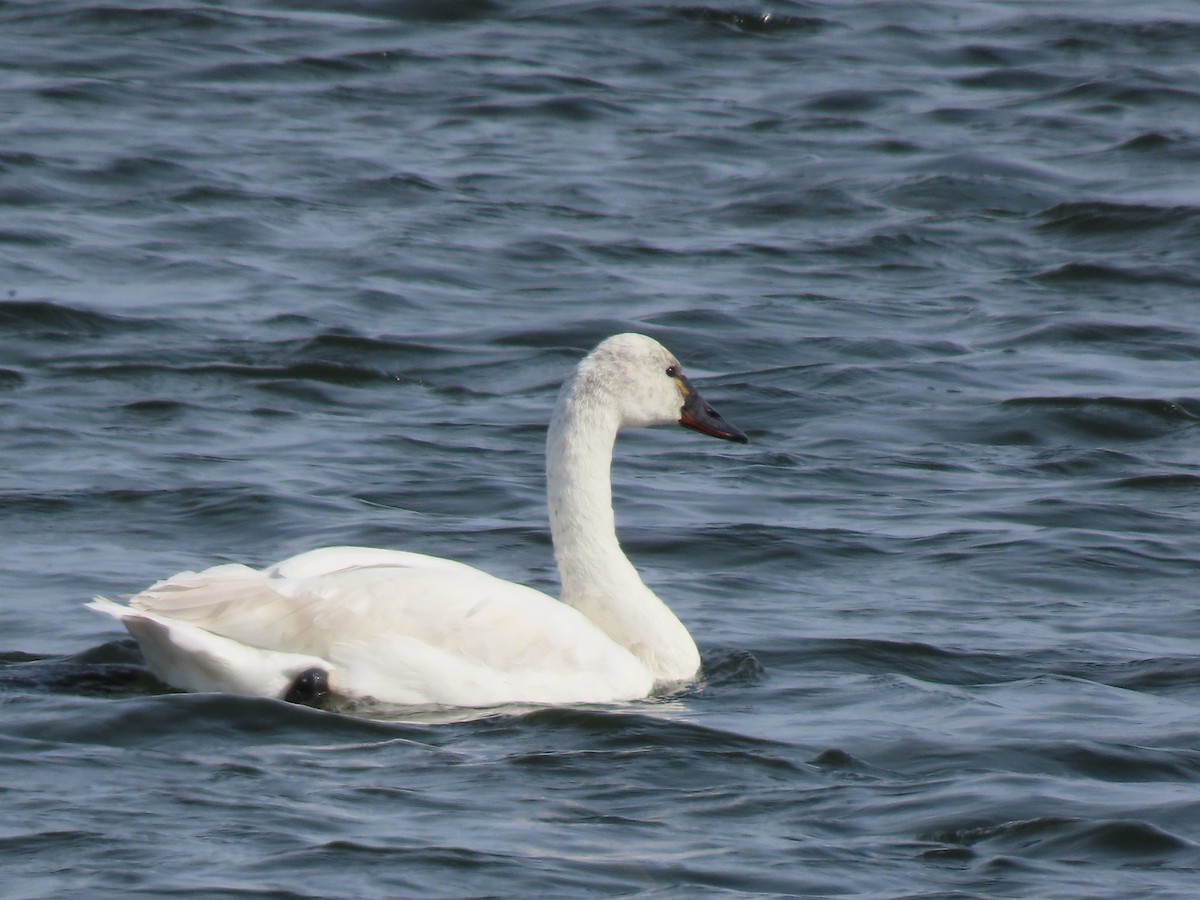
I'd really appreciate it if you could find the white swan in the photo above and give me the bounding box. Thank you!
[88,333,748,708]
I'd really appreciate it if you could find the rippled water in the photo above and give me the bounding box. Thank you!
[3,0,1200,896]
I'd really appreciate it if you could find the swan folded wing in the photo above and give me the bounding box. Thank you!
[124,548,494,657]
[127,563,323,654]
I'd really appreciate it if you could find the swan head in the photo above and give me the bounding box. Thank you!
[576,333,748,443]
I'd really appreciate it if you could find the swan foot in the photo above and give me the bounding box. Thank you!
[283,667,330,706]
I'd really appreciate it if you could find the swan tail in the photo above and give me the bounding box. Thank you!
[87,596,332,701]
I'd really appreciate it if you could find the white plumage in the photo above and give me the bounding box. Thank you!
[89,333,747,708]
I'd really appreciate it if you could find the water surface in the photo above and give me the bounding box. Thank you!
[3,0,1200,896]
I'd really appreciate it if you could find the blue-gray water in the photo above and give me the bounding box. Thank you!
[3,0,1200,896]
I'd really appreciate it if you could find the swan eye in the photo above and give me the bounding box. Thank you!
[665,364,680,378]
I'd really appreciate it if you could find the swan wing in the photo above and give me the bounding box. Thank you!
[123,547,488,655]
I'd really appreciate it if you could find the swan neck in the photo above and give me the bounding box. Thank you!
[545,372,700,684]
[545,386,624,593]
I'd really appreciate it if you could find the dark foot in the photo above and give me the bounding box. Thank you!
[283,667,330,706]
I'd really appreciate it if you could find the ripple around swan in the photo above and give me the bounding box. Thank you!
[1,686,424,751]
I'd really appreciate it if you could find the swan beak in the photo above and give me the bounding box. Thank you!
[678,376,749,443]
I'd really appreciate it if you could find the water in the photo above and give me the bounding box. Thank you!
[3,0,1200,895]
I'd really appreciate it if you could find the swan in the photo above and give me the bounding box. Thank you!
[88,333,748,708]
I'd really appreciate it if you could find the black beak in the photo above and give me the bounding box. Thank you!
[678,375,748,444]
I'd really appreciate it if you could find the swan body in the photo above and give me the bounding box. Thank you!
[89,333,747,708]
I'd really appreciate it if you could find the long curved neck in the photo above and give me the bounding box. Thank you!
[545,374,700,683]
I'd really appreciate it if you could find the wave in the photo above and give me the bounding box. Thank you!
[0,299,154,339]
[2,4,237,31]
[997,395,1200,442]
[198,50,424,85]
[925,815,1199,866]
[1034,260,1200,287]
[754,637,1022,686]
[1117,131,1200,158]
[1037,200,1200,235]
[671,6,829,35]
